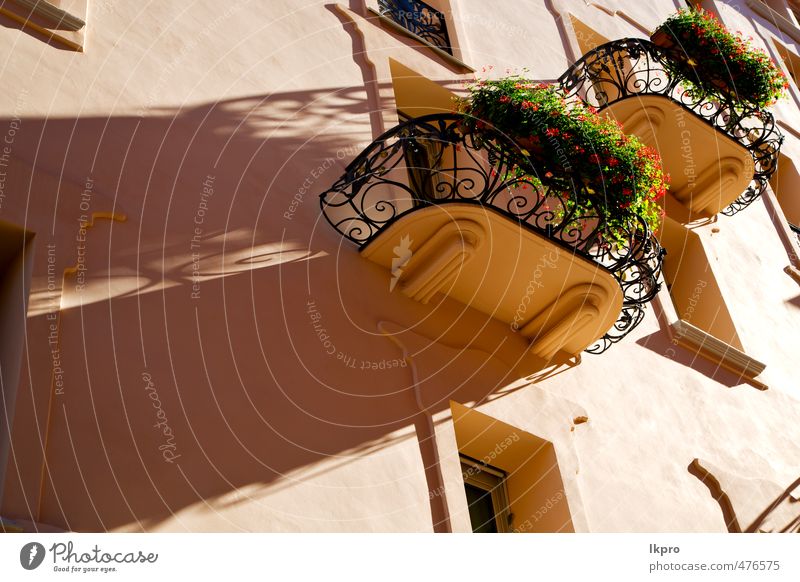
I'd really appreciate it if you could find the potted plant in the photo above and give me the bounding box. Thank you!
[455,77,668,239]
[651,8,788,108]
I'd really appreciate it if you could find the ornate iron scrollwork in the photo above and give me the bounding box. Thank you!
[558,38,784,215]
[320,114,664,353]
[378,0,453,55]
[319,37,784,353]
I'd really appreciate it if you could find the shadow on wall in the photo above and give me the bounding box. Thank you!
[0,88,561,532]
[635,331,747,389]
[689,459,800,533]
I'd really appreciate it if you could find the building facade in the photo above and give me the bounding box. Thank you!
[0,0,799,533]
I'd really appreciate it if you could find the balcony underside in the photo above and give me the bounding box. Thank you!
[606,96,754,217]
[361,204,623,360]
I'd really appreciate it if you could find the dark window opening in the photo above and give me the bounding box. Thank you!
[378,0,453,55]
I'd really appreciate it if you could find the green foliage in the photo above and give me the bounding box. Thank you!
[456,77,667,237]
[653,8,788,109]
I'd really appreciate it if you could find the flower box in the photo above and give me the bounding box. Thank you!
[651,8,788,109]
[455,78,668,238]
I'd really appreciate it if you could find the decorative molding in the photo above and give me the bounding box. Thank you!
[777,119,800,139]
[394,219,483,304]
[0,0,87,51]
[746,0,800,45]
[670,320,768,386]
[653,282,768,389]
[10,0,85,30]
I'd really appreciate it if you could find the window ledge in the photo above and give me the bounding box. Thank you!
[12,0,84,30]
[0,0,87,51]
[747,0,800,43]
[669,320,767,388]
[654,282,768,389]
[366,6,474,72]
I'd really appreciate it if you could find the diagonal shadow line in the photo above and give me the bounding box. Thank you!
[745,475,800,533]
[688,459,742,533]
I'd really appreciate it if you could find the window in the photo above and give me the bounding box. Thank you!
[460,455,511,533]
[377,0,453,55]
[391,63,459,201]
[397,111,448,201]
[450,403,577,533]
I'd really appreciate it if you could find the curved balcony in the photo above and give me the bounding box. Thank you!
[320,114,664,356]
[559,38,783,216]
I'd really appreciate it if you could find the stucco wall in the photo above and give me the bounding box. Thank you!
[0,0,798,533]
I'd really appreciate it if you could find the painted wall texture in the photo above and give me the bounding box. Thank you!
[0,0,798,533]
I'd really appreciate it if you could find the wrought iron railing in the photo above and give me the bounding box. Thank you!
[558,38,784,215]
[319,37,786,352]
[377,0,453,55]
[320,114,664,353]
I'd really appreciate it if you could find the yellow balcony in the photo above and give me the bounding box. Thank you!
[560,38,783,217]
[606,97,753,217]
[320,114,663,357]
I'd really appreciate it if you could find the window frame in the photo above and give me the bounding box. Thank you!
[365,1,473,71]
[460,454,511,533]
